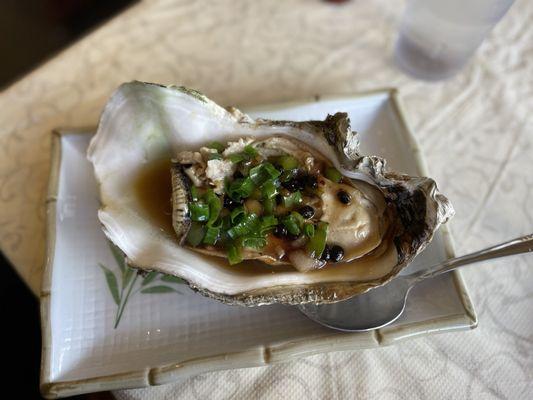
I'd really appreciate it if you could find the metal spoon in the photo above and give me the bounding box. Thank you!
[299,234,533,332]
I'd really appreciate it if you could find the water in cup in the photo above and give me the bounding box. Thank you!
[395,0,515,81]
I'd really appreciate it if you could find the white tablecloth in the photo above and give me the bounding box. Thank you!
[0,0,531,398]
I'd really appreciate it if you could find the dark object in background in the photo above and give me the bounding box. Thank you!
[0,0,136,89]
[0,253,42,399]
[1,1,134,397]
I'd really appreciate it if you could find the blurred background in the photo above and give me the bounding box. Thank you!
[0,0,135,89]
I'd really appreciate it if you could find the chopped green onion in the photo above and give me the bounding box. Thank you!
[307,221,328,258]
[205,190,222,226]
[273,155,299,170]
[227,244,242,265]
[261,179,278,199]
[190,186,201,202]
[291,211,305,227]
[249,162,281,186]
[243,145,258,157]
[260,215,278,234]
[283,191,303,208]
[203,226,220,245]
[228,153,246,163]
[304,223,315,237]
[186,222,206,246]
[190,203,210,222]
[325,167,342,183]
[207,141,225,152]
[240,236,267,250]
[206,152,223,160]
[228,213,260,239]
[282,213,301,236]
[222,215,232,230]
[263,197,275,215]
[230,206,245,223]
[219,216,232,244]
[228,177,255,200]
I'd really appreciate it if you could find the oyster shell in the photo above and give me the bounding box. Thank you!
[88,81,454,306]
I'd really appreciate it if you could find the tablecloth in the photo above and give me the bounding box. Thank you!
[0,0,531,398]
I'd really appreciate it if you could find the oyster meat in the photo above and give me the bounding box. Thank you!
[171,135,391,273]
[88,81,454,306]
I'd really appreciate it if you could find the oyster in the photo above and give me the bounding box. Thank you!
[170,135,391,272]
[88,81,454,306]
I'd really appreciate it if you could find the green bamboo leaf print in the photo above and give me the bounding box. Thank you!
[141,271,158,286]
[108,242,126,274]
[141,285,177,294]
[122,265,135,289]
[99,263,120,306]
[100,241,184,328]
[160,274,184,284]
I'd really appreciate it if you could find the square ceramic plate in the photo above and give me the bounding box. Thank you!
[40,89,477,398]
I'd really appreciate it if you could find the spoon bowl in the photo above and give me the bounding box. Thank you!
[299,276,411,331]
[299,234,533,332]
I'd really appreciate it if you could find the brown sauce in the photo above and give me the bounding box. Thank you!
[133,158,175,236]
[132,158,289,273]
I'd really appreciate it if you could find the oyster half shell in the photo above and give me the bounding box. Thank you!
[88,81,454,306]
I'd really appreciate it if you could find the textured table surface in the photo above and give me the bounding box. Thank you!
[0,0,531,398]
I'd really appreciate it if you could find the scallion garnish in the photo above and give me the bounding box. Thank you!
[227,213,260,239]
[243,145,258,157]
[207,141,225,152]
[260,215,278,234]
[325,167,342,183]
[206,152,223,160]
[273,155,299,170]
[282,213,301,236]
[228,153,246,163]
[228,177,255,200]
[205,190,222,226]
[303,223,315,238]
[307,221,328,258]
[283,191,303,208]
[230,205,245,223]
[249,162,281,186]
[190,203,210,222]
[186,222,206,246]
[261,179,278,199]
[190,186,201,202]
[240,236,267,250]
[227,244,242,265]
[203,225,220,245]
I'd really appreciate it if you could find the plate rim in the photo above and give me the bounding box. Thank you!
[40,88,477,398]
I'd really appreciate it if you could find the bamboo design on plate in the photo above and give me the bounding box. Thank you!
[99,242,184,328]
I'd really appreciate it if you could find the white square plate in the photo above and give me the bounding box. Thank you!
[41,89,476,398]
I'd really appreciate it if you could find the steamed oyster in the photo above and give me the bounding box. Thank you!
[171,135,391,273]
[88,81,454,306]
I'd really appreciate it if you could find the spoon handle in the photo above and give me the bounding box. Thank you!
[410,233,533,283]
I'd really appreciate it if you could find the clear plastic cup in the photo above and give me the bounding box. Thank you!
[394,0,516,81]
